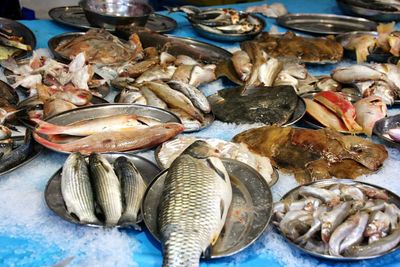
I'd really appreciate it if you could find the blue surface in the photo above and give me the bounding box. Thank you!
[1,1,400,267]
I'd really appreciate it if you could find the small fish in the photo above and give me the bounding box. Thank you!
[298,186,340,205]
[114,156,147,227]
[339,212,369,253]
[320,201,352,243]
[89,153,122,226]
[61,152,100,224]
[329,212,362,256]
[231,50,252,82]
[141,86,168,109]
[167,80,211,113]
[344,228,400,257]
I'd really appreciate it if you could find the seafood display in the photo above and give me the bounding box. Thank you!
[233,126,388,184]
[155,136,274,184]
[60,153,148,227]
[208,85,302,125]
[245,3,288,18]
[274,180,400,258]
[158,141,232,266]
[303,91,387,135]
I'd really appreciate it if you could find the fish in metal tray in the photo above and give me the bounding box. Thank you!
[208,85,298,125]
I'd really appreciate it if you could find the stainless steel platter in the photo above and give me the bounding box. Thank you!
[337,0,400,22]
[48,6,177,33]
[276,179,400,260]
[33,103,181,154]
[373,114,400,150]
[142,158,273,258]
[0,133,43,176]
[44,153,160,227]
[0,17,36,59]
[276,13,377,35]
[189,14,265,42]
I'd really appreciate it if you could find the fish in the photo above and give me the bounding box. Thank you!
[320,202,352,243]
[339,212,369,253]
[159,141,232,267]
[329,212,362,256]
[143,81,204,122]
[189,65,216,87]
[135,65,176,83]
[117,89,147,105]
[114,156,147,227]
[32,114,160,136]
[61,153,100,224]
[166,81,211,113]
[231,50,252,81]
[344,228,400,257]
[388,127,400,142]
[0,130,34,173]
[33,123,184,154]
[354,96,387,136]
[140,86,168,109]
[298,186,340,205]
[89,153,122,226]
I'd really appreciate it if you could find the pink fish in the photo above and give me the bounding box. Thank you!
[354,96,387,136]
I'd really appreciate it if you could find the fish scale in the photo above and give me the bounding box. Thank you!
[159,142,232,267]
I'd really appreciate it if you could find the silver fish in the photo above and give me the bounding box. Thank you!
[167,80,211,113]
[114,156,146,227]
[298,186,340,205]
[320,202,352,243]
[329,212,362,256]
[345,228,400,257]
[339,212,369,253]
[159,141,232,267]
[61,153,99,224]
[141,86,168,109]
[89,153,122,226]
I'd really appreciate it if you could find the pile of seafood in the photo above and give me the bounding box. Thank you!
[274,182,400,257]
[233,126,388,184]
[62,153,146,227]
[0,28,32,60]
[169,6,263,35]
[208,85,300,125]
[156,136,274,184]
[32,114,184,154]
[304,91,387,135]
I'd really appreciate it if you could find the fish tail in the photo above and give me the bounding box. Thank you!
[31,118,68,135]
[33,132,71,152]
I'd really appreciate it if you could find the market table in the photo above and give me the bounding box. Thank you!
[1,1,400,266]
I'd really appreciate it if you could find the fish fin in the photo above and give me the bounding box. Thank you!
[206,157,226,181]
[31,118,68,135]
[203,245,212,259]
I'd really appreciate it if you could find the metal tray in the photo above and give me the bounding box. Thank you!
[142,158,273,258]
[33,103,181,154]
[48,31,232,65]
[276,13,377,35]
[373,114,400,149]
[337,0,400,22]
[275,179,400,260]
[190,14,265,42]
[0,17,36,60]
[44,153,161,228]
[0,80,19,105]
[48,6,177,33]
[0,133,43,176]
[153,137,279,186]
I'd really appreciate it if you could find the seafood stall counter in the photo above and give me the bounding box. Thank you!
[1,0,400,267]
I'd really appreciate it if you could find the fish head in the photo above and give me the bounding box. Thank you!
[182,140,220,159]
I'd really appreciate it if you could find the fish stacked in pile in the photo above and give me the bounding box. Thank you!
[62,153,147,227]
[32,114,184,154]
[158,141,232,267]
[169,6,262,35]
[304,91,387,135]
[156,136,274,184]
[274,182,400,257]
[0,28,31,60]
[233,126,388,184]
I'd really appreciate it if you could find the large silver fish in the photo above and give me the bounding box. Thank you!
[159,141,232,267]
[114,156,147,227]
[89,153,122,226]
[61,152,100,224]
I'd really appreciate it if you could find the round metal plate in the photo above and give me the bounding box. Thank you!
[276,13,377,35]
[337,0,400,22]
[32,103,181,154]
[0,17,36,60]
[142,158,273,258]
[44,153,161,228]
[190,14,265,42]
[275,179,400,260]
[49,6,177,33]
[373,114,400,150]
[0,134,43,176]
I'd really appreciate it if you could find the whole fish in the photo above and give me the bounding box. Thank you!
[166,80,211,113]
[89,153,122,226]
[33,123,184,154]
[143,81,204,122]
[329,212,362,256]
[159,141,232,267]
[320,202,352,243]
[354,96,387,136]
[231,50,252,82]
[345,229,400,257]
[32,114,160,136]
[114,156,147,227]
[0,130,34,173]
[61,152,100,224]
[339,212,369,253]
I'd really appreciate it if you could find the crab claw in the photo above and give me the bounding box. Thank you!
[314,91,362,132]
